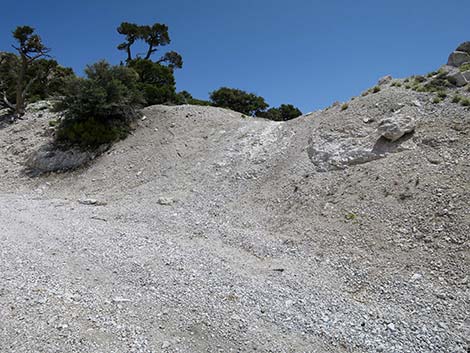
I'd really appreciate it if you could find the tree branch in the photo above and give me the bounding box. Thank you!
[144,44,157,60]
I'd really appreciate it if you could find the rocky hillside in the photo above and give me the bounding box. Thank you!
[0,46,469,353]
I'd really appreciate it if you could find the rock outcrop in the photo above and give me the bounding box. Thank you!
[447,41,470,67]
[377,114,415,142]
[25,143,103,176]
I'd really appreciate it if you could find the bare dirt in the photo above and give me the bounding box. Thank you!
[0,83,469,352]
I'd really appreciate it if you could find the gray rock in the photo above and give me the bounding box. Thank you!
[456,41,470,54]
[157,197,174,206]
[447,51,470,67]
[78,199,107,206]
[26,101,52,112]
[378,115,415,142]
[461,70,470,82]
[378,75,392,85]
[447,70,468,87]
[25,144,99,176]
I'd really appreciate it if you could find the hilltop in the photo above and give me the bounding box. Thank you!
[0,47,469,352]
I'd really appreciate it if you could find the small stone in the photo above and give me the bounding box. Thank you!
[411,273,422,281]
[112,297,131,303]
[285,299,294,307]
[157,197,174,206]
[78,198,107,206]
[162,341,171,349]
[387,323,396,331]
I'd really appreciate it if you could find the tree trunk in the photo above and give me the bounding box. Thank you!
[15,56,27,117]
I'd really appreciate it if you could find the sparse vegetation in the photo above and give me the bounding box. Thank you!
[372,86,381,93]
[459,63,470,72]
[460,97,470,106]
[452,95,462,103]
[341,103,349,111]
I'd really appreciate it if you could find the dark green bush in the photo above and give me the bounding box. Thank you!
[258,104,303,121]
[460,98,470,106]
[55,61,142,149]
[210,87,268,116]
[56,117,131,147]
[128,58,176,105]
[174,91,212,106]
[0,53,75,106]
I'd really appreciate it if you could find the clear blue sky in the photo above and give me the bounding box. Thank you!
[1,0,470,112]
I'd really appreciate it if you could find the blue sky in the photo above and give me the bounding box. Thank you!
[1,0,470,112]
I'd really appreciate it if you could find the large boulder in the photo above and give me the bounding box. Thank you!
[447,70,468,87]
[25,144,103,176]
[377,114,415,142]
[462,70,470,82]
[447,51,470,67]
[456,41,470,54]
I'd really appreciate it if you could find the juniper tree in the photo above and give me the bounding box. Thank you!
[10,26,51,116]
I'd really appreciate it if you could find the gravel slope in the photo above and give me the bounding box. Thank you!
[0,84,469,352]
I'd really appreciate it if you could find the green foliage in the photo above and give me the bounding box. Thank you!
[55,61,142,149]
[432,97,442,104]
[341,103,349,111]
[345,212,357,221]
[12,26,50,59]
[56,117,131,148]
[372,86,381,93]
[1,26,53,115]
[459,63,470,72]
[128,58,176,105]
[437,91,447,99]
[460,98,470,106]
[209,87,268,116]
[452,95,462,103]
[414,75,426,83]
[174,91,212,106]
[259,104,302,121]
[158,51,183,69]
[117,22,181,64]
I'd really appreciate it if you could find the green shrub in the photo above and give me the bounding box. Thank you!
[128,58,176,105]
[452,95,462,103]
[56,117,131,147]
[372,86,381,93]
[414,75,426,83]
[341,103,349,111]
[55,61,143,149]
[258,104,302,121]
[437,91,447,99]
[210,87,268,116]
[432,97,442,104]
[460,98,470,106]
[174,91,212,106]
[459,63,470,72]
